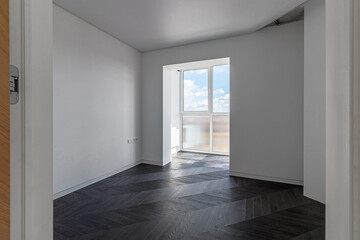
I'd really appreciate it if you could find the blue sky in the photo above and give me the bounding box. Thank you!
[184,65,230,112]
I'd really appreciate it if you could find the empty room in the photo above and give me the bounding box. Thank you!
[2,0,359,239]
[52,0,325,238]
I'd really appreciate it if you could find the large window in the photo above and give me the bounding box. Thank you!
[181,65,230,154]
[183,69,209,111]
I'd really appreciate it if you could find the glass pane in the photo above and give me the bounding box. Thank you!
[213,65,230,112]
[183,69,208,111]
[182,116,210,151]
[212,115,230,153]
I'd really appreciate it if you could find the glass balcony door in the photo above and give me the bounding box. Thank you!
[181,65,230,154]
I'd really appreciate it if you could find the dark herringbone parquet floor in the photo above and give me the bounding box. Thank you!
[54,152,325,240]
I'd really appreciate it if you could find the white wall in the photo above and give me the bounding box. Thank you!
[162,68,172,165]
[170,70,180,155]
[304,0,325,203]
[161,68,180,164]
[142,21,304,184]
[53,5,142,197]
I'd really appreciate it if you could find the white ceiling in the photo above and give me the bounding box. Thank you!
[54,0,307,52]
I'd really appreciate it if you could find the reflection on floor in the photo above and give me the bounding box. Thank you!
[54,152,325,240]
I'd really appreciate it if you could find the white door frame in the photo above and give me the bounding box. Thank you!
[351,0,360,237]
[10,0,53,239]
[24,0,53,239]
[9,0,25,238]
[326,0,359,239]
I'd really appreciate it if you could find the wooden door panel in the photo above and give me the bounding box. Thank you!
[0,0,9,239]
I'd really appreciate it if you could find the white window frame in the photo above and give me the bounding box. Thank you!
[180,64,230,155]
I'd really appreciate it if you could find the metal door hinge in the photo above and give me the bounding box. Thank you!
[10,65,19,105]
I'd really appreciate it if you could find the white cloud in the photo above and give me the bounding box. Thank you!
[184,81,208,97]
[213,88,225,95]
[197,99,208,106]
[195,86,208,97]
[191,99,208,109]
[184,81,229,111]
[213,93,230,112]
[184,79,194,87]
[184,79,195,95]
[213,66,229,74]
[184,79,208,110]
